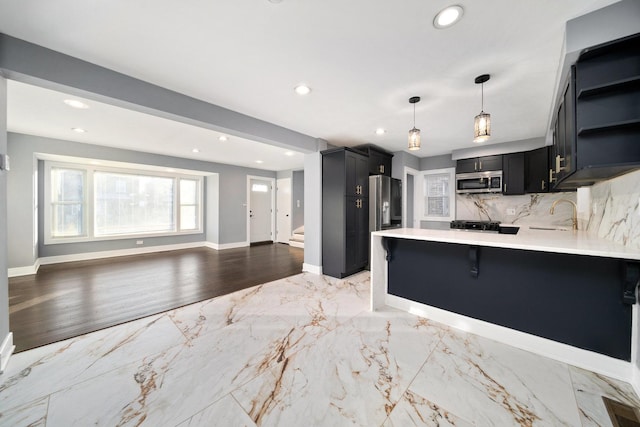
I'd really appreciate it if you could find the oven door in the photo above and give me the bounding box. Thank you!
[456,172,502,194]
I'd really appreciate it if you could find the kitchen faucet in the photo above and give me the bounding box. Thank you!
[549,199,578,231]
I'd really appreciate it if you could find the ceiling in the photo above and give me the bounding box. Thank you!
[0,0,620,168]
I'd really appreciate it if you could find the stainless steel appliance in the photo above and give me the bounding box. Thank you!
[369,175,402,231]
[455,171,502,194]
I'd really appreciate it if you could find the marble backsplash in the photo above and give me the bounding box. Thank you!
[456,192,578,228]
[585,169,640,250]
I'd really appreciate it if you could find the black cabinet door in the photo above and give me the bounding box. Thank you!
[456,158,477,173]
[525,147,550,193]
[554,67,577,187]
[367,149,392,176]
[345,151,369,196]
[478,155,503,172]
[502,152,525,195]
[379,154,392,176]
[457,155,502,173]
[344,196,368,273]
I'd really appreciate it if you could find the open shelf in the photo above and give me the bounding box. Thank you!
[578,119,640,136]
[577,75,640,99]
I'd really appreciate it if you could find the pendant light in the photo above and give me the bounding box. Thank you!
[408,96,421,151]
[473,74,491,143]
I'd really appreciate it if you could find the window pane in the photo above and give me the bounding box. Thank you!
[94,172,175,236]
[52,203,84,237]
[180,179,197,204]
[52,168,84,202]
[51,168,85,237]
[424,173,451,218]
[180,206,197,230]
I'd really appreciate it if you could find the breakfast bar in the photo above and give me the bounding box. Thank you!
[370,227,640,371]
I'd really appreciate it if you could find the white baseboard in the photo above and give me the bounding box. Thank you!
[38,242,206,266]
[289,241,304,249]
[385,294,633,383]
[8,259,40,278]
[0,332,15,374]
[302,263,322,275]
[204,241,250,250]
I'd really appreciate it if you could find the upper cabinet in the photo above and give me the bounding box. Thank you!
[354,144,393,176]
[502,152,525,195]
[524,146,551,193]
[551,32,640,189]
[456,155,502,174]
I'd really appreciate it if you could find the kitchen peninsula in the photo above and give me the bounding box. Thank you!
[370,227,640,379]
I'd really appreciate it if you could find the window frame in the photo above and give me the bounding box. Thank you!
[419,167,456,222]
[44,161,204,245]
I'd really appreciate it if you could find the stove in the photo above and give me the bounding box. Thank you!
[450,220,501,232]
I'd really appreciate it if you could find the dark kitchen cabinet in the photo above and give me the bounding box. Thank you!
[552,33,640,189]
[456,155,503,173]
[502,152,525,195]
[322,148,369,278]
[525,146,550,193]
[354,144,394,176]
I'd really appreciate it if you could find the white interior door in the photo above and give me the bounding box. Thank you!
[249,178,273,243]
[276,177,292,243]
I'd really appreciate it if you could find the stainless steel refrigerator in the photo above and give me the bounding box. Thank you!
[369,175,402,231]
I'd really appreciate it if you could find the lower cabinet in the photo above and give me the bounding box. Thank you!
[386,238,634,360]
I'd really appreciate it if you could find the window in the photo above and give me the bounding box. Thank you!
[45,161,203,244]
[420,167,455,221]
[50,167,86,238]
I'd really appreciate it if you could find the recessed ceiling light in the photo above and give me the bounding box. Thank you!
[294,84,311,95]
[71,127,87,133]
[64,99,89,109]
[219,135,228,142]
[255,160,264,164]
[375,128,386,135]
[192,148,200,153]
[433,5,464,29]
[284,151,295,156]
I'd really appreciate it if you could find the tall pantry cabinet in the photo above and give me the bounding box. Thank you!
[322,148,369,278]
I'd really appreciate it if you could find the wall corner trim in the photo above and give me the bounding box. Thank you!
[633,363,640,400]
[8,259,41,278]
[302,263,322,275]
[0,332,15,374]
[205,241,250,251]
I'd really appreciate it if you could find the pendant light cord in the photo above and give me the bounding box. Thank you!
[481,82,484,113]
[413,102,416,127]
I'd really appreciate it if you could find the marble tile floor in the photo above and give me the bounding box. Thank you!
[1,271,639,426]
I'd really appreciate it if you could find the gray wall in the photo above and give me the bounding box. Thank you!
[420,154,455,171]
[8,133,275,265]
[292,170,304,231]
[205,174,219,244]
[391,151,420,179]
[304,152,322,270]
[0,76,9,357]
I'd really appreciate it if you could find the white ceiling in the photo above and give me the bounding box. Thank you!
[0,0,620,166]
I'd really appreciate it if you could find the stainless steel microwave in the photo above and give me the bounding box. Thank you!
[455,171,502,194]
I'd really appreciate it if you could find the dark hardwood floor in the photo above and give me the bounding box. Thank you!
[9,244,304,352]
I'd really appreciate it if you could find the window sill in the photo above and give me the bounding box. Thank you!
[44,229,204,245]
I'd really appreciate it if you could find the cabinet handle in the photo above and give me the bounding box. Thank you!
[555,155,565,173]
[355,185,361,195]
[474,161,478,171]
[504,184,507,193]
[541,180,546,190]
[549,168,557,183]
[379,165,384,174]
[479,160,482,170]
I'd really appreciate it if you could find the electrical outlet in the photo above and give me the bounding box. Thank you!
[506,208,516,215]
[297,200,301,208]
[136,240,144,245]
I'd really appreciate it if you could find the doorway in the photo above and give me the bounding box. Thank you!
[404,167,419,228]
[248,176,275,244]
[276,177,292,244]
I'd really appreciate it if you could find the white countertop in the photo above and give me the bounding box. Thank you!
[372,227,640,261]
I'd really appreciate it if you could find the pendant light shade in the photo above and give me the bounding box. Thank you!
[473,74,491,143]
[408,96,421,151]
